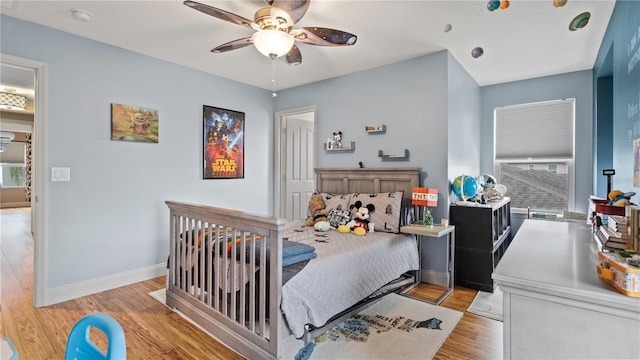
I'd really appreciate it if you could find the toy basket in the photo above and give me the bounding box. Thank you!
[596,251,640,298]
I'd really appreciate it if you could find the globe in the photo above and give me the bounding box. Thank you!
[452,175,479,200]
[478,174,497,189]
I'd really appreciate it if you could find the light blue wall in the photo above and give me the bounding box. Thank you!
[447,52,481,200]
[1,16,274,291]
[594,0,640,198]
[276,52,452,218]
[480,70,594,214]
[276,51,481,279]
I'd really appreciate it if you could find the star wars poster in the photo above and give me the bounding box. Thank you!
[203,106,244,179]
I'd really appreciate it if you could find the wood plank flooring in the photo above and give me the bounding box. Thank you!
[1,207,502,359]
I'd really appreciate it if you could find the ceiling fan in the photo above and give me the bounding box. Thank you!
[183,0,357,65]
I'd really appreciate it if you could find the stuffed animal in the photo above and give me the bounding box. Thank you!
[608,190,636,207]
[333,131,343,149]
[339,200,375,235]
[306,194,328,226]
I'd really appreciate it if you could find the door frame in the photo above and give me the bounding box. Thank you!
[274,105,316,218]
[1,53,49,307]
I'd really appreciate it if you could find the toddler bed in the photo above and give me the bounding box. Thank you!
[165,167,421,359]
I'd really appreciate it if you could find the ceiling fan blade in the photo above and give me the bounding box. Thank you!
[211,37,253,53]
[293,27,357,46]
[184,0,253,28]
[271,0,310,24]
[283,45,302,65]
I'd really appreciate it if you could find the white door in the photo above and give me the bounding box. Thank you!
[284,117,315,221]
[274,105,316,220]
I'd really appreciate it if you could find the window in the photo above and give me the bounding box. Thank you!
[494,99,575,212]
[0,141,27,188]
[0,164,26,187]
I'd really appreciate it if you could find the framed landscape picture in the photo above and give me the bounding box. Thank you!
[203,105,244,179]
[111,103,159,143]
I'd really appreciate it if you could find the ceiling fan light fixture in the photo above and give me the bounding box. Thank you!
[252,29,294,58]
[0,92,27,111]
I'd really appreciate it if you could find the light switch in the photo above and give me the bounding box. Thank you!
[51,167,70,182]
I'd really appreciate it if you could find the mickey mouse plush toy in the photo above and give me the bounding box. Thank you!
[339,200,375,236]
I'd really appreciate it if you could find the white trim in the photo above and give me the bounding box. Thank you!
[273,105,316,218]
[45,263,167,306]
[1,53,49,307]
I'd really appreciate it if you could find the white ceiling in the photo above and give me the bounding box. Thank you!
[0,0,616,93]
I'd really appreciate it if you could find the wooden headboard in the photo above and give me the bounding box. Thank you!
[315,168,420,198]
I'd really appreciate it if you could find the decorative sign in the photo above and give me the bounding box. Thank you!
[411,187,438,207]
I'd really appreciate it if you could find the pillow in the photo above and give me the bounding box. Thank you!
[319,193,351,212]
[399,197,415,227]
[326,208,352,228]
[349,191,404,233]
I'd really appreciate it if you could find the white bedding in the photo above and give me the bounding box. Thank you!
[280,220,420,338]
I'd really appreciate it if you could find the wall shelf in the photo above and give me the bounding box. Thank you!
[365,125,386,134]
[325,141,355,152]
[378,149,409,160]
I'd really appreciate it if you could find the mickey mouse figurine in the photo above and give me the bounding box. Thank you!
[333,131,343,149]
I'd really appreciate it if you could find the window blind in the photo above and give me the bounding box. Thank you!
[495,99,574,160]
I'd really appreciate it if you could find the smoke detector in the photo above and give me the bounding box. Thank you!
[71,9,92,22]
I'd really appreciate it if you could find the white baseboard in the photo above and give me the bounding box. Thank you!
[421,269,449,288]
[45,263,166,306]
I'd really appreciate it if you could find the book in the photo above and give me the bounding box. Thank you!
[600,226,627,241]
[608,215,627,232]
[625,206,640,253]
[601,226,629,241]
[595,228,627,251]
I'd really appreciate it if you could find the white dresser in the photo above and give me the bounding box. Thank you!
[493,219,640,359]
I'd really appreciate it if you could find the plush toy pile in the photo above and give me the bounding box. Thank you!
[608,190,636,207]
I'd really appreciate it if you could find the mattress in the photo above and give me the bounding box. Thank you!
[279,220,420,338]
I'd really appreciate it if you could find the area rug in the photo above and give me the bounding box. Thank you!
[280,294,462,360]
[149,290,462,359]
[467,287,503,321]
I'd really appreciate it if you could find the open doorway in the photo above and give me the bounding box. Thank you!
[1,53,48,307]
[274,105,316,221]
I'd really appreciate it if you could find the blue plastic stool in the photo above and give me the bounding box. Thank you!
[1,337,18,360]
[64,312,126,360]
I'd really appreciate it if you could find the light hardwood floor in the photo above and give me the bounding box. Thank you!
[1,207,502,359]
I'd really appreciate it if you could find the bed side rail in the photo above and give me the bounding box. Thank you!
[165,200,285,359]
